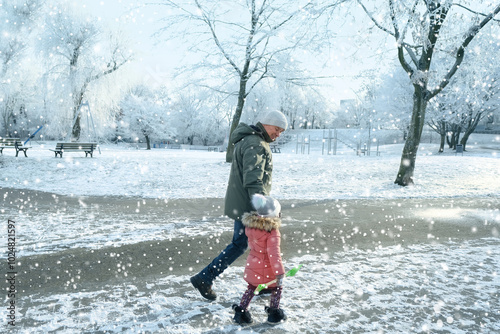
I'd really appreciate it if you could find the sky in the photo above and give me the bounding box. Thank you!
[81,0,382,103]
[83,0,181,88]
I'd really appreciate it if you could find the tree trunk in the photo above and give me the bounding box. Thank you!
[225,89,245,162]
[453,127,461,149]
[71,82,87,141]
[69,52,80,141]
[446,124,460,149]
[438,120,446,153]
[71,116,81,141]
[455,128,460,148]
[460,124,475,151]
[460,109,482,151]
[145,135,151,150]
[71,92,87,141]
[225,69,249,162]
[394,87,428,186]
[460,132,470,151]
[439,133,445,153]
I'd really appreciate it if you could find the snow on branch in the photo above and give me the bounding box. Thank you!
[428,3,500,100]
[356,0,395,38]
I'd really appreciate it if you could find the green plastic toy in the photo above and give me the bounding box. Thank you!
[254,264,303,295]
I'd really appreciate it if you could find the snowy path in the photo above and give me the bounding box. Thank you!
[17,239,500,334]
[2,189,499,333]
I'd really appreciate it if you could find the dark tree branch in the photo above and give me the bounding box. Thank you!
[428,3,500,100]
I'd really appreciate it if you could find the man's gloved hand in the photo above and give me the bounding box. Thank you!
[276,274,284,287]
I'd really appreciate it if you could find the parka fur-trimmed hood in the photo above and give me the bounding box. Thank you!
[242,212,281,232]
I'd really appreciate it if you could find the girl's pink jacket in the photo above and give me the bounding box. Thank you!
[241,212,285,287]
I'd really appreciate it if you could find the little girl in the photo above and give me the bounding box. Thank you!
[232,194,287,325]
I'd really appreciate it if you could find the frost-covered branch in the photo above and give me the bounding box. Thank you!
[452,3,500,23]
[389,0,415,76]
[356,0,395,37]
[194,0,242,77]
[428,3,500,100]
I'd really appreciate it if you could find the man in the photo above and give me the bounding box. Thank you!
[190,110,288,300]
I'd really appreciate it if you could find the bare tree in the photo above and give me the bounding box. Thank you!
[426,104,448,153]
[0,0,42,76]
[39,6,132,140]
[426,30,500,152]
[154,0,343,161]
[120,85,173,149]
[358,0,500,186]
[0,0,43,136]
[171,92,206,145]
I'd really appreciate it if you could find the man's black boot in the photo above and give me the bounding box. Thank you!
[190,275,216,301]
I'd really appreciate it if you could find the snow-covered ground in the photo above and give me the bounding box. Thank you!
[1,132,499,333]
[1,132,499,200]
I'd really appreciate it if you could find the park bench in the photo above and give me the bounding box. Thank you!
[0,138,30,157]
[270,144,281,153]
[50,142,97,158]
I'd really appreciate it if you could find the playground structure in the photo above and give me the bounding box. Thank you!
[269,128,409,156]
[149,127,409,155]
[320,129,379,156]
[23,125,44,146]
[289,129,389,156]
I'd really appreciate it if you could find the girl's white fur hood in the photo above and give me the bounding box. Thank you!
[242,212,281,232]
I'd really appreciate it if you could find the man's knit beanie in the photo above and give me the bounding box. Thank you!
[260,110,288,130]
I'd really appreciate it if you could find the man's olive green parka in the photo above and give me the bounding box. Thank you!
[224,122,273,220]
